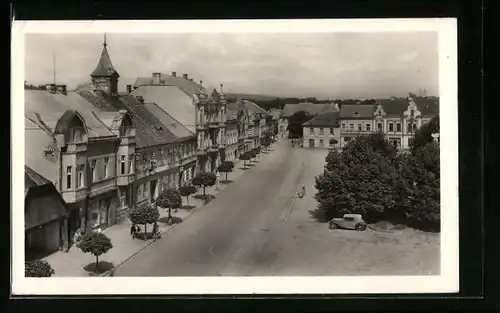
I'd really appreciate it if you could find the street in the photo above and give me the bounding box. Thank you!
[116,140,440,277]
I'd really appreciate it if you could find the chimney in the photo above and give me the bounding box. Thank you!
[46,84,56,94]
[56,84,67,95]
[183,73,188,79]
[126,85,132,93]
[171,71,177,77]
[152,72,161,85]
[135,96,144,104]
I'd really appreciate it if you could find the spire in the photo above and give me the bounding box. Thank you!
[91,34,119,78]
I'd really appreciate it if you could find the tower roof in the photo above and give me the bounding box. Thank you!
[91,35,119,78]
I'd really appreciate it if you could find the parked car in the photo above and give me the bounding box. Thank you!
[328,214,367,231]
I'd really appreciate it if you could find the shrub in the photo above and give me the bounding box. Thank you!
[25,259,55,277]
[179,185,197,207]
[77,232,113,273]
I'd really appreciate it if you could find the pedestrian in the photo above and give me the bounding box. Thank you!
[130,224,137,238]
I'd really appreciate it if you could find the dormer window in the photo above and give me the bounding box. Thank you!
[353,112,359,117]
[410,109,415,116]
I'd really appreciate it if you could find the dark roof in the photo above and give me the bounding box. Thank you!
[377,97,439,118]
[413,97,439,117]
[143,102,194,139]
[25,165,51,194]
[339,104,376,119]
[303,111,340,127]
[91,42,119,77]
[118,94,178,148]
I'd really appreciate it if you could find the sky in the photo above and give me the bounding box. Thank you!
[24,32,438,99]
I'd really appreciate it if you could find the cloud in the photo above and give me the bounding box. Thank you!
[24,32,438,98]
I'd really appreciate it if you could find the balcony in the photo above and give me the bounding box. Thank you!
[208,143,218,152]
[90,177,117,197]
[196,124,207,131]
[196,148,208,156]
[117,173,136,186]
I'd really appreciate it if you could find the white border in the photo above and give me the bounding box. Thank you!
[11,18,458,295]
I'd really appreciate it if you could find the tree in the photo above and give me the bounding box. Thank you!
[397,141,440,230]
[192,171,217,197]
[179,185,197,207]
[410,116,439,154]
[128,205,160,240]
[77,232,113,273]
[287,111,313,139]
[239,151,251,167]
[25,259,55,277]
[218,160,234,182]
[157,188,182,224]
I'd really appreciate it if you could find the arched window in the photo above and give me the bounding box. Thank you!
[119,114,134,137]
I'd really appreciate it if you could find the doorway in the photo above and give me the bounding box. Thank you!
[309,139,315,148]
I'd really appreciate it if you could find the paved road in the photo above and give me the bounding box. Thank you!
[116,140,324,276]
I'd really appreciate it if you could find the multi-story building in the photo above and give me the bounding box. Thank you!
[237,99,270,150]
[302,110,341,149]
[338,95,439,150]
[132,72,227,173]
[224,105,240,163]
[280,102,339,138]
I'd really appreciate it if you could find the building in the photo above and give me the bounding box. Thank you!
[224,104,240,163]
[280,102,339,137]
[338,94,439,149]
[238,99,270,149]
[302,110,341,149]
[132,72,227,173]
[25,166,69,259]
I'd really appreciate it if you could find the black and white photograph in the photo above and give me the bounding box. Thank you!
[12,19,458,295]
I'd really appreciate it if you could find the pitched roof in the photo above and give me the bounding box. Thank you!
[118,94,179,148]
[339,104,376,119]
[131,86,196,133]
[377,97,439,118]
[25,90,116,138]
[133,74,202,96]
[241,100,269,116]
[413,97,439,117]
[25,165,51,194]
[91,42,119,77]
[303,111,340,127]
[226,102,239,121]
[282,103,330,118]
[25,117,58,184]
[143,102,194,140]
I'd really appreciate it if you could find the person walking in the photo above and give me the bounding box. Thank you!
[130,224,137,239]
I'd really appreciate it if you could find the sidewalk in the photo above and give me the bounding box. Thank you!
[43,155,267,276]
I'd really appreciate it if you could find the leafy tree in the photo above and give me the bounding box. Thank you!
[239,151,251,167]
[157,188,182,224]
[410,116,440,154]
[218,160,234,182]
[128,205,160,240]
[77,232,113,272]
[287,111,313,139]
[192,171,217,197]
[25,259,55,277]
[397,141,440,230]
[179,185,196,207]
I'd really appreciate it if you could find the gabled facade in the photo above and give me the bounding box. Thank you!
[337,94,439,150]
[302,111,341,149]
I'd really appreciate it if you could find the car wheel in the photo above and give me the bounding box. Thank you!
[355,223,367,231]
[329,222,337,229]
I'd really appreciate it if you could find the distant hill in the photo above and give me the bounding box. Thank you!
[225,93,281,102]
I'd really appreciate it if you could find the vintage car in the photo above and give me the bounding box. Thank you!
[328,214,367,231]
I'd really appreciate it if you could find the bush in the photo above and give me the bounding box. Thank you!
[410,116,439,154]
[25,259,55,277]
[128,205,160,239]
[192,171,217,196]
[77,232,113,273]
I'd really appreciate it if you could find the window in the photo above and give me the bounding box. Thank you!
[330,128,334,135]
[344,217,355,222]
[309,127,314,134]
[128,155,134,174]
[349,124,354,130]
[410,109,414,116]
[76,165,84,188]
[120,156,126,175]
[319,128,324,135]
[396,123,401,132]
[357,124,362,131]
[341,123,346,129]
[91,160,97,182]
[319,139,324,146]
[388,123,394,132]
[377,122,383,131]
[66,166,72,189]
[366,124,371,131]
[408,123,415,133]
[104,157,109,178]
[73,127,84,143]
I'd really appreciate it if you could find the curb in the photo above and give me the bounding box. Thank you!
[112,158,260,271]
